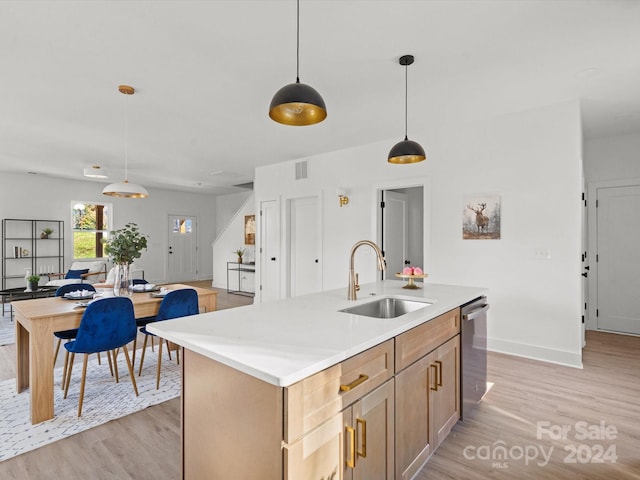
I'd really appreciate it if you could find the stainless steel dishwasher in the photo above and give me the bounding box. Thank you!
[461,296,489,420]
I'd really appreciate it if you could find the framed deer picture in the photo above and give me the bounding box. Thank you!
[463,194,501,239]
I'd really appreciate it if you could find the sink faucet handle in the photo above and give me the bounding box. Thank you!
[355,273,360,291]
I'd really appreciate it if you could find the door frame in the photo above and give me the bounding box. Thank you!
[586,177,640,332]
[373,177,431,280]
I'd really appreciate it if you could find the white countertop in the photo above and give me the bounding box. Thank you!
[147,280,487,387]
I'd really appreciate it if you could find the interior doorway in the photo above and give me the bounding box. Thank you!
[588,181,640,335]
[379,186,424,280]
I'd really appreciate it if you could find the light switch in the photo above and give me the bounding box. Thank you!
[533,247,551,260]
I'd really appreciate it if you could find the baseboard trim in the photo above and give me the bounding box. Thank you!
[487,337,583,369]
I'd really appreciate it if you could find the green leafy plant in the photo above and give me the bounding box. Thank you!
[102,223,148,265]
[27,274,40,283]
[42,227,54,235]
[233,248,246,257]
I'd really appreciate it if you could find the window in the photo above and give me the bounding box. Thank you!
[172,218,192,234]
[72,202,111,259]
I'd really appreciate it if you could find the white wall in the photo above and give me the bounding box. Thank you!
[211,193,256,290]
[0,173,217,285]
[215,190,253,238]
[255,101,583,367]
[584,131,640,182]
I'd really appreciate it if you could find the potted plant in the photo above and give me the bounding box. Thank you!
[102,223,148,296]
[41,227,54,239]
[233,248,246,264]
[27,274,40,291]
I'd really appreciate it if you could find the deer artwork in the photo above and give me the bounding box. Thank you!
[467,202,489,234]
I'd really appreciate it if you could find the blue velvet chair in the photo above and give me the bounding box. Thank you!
[53,283,97,388]
[63,296,139,417]
[137,288,199,389]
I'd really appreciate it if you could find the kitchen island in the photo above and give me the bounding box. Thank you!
[148,280,486,479]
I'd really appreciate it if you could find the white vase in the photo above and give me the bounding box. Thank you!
[113,263,132,297]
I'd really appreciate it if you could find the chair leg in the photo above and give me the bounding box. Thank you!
[61,350,70,390]
[77,354,89,417]
[97,352,102,365]
[53,338,62,364]
[166,339,172,361]
[111,350,120,383]
[63,352,76,399]
[132,336,138,367]
[106,349,114,377]
[176,344,180,366]
[121,344,139,397]
[156,338,163,390]
[138,334,149,376]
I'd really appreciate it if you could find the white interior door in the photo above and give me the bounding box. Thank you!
[595,185,640,334]
[382,190,408,279]
[260,200,280,302]
[288,196,321,297]
[167,215,198,282]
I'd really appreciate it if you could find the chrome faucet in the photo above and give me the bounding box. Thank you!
[348,240,386,300]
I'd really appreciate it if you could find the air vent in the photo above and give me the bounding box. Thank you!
[295,161,308,180]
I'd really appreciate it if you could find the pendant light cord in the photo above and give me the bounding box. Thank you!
[296,0,300,83]
[124,91,129,181]
[404,61,409,141]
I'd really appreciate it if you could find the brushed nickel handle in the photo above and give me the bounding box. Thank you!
[340,374,369,392]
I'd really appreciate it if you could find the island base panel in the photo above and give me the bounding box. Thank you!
[182,349,283,479]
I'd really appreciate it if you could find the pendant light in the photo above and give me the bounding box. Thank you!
[103,85,149,198]
[269,0,327,126]
[388,55,426,164]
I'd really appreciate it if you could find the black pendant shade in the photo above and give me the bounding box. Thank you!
[269,78,327,126]
[269,0,326,126]
[388,136,427,164]
[388,54,426,164]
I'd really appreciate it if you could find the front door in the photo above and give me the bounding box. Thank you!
[594,185,640,334]
[167,215,198,283]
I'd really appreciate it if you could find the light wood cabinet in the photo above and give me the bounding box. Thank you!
[395,309,461,479]
[284,379,395,480]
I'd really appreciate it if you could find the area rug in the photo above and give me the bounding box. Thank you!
[0,348,180,461]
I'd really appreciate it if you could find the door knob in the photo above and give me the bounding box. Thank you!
[270,257,276,261]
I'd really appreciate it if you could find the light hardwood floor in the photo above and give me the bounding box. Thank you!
[1,290,639,479]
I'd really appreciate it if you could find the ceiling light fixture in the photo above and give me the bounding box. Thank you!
[269,0,326,126]
[83,165,108,179]
[388,55,426,164]
[103,85,149,198]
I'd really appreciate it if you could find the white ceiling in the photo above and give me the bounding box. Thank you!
[1,0,639,195]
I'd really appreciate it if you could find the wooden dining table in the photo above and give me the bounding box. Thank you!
[12,284,217,424]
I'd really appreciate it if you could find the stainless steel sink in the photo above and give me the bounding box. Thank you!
[339,297,432,319]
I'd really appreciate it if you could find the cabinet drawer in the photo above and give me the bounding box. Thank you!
[395,308,460,373]
[284,339,394,443]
